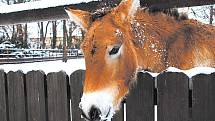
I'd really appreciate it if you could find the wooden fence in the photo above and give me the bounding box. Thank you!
[0,70,214,121]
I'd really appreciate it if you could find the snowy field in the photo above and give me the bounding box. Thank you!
[0,58,86,75]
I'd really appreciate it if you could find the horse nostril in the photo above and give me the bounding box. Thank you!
[89,106,101,121]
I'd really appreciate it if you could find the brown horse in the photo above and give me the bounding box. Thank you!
[65,0,215,120]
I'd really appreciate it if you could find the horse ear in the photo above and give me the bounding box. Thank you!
[65,7,92,32]
[112,0,140,23]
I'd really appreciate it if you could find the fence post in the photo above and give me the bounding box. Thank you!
[26,71,46,121]
[157,72,189,121]
[126,72,154,121]
[0,70,7,121]
[47,71,69,121]
[192,73,215,121]
[70,70,85,121]
[7,71,26,121]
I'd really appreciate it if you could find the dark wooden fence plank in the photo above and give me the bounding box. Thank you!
[26,71,46,121]
[192,73,215,121]
[7,71,26,121]
[70,70,85,121]
[47,71,69,121]
[157,72,189,121]
[0,70,7,121]
[126,72,154,121]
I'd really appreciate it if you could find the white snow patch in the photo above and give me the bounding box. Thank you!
[0,0,97,13]
[115,29,123,36]
[136,22,140,26]
[128,0,140,17]
[142,67,215,78]
[166,67,215,78]
[150,44,155,49]
[80,88,116,121]
[142,70,159,77]
[0,58,85,75]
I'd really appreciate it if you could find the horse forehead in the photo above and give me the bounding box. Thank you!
[84,29,119,48]
[82,18,121,52]
[94,23,118,38]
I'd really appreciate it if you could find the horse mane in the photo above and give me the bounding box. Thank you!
[91,7,188,22]
[146,8,188,21]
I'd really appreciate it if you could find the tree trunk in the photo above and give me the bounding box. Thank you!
[17,24,23,47]
[52,21,57,49]
[40,22,44,49]
[63,20,68,62]
[209,6,213,25]
[11,25,16,43]
[6,0,10,5]
[1,26,10,39]
[68,25,72,48]
[23,23,28,48]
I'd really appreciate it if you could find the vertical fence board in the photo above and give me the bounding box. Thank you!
[126,72,154,121]
[47,71,69,121]
[0,70,7,121]
[157,72,189,121]
[70,70,85,121]
[192,73,215,121]
[26,71,46,121]
[7,71,26,121]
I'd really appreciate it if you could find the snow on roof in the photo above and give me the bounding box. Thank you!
[0,0,97,14]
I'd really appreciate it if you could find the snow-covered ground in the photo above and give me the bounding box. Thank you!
[0,58,86,75]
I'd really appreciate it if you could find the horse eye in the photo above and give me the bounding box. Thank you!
[109,46,121,55]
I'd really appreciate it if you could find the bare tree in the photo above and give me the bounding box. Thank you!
[0,0,31,48]
[38,21,50,48]
[190,5,214,25]
[63,20,68,62]
[210,6,214,25]
[1,26,10,39]
[52,21,57,49]
[68,21,78,48]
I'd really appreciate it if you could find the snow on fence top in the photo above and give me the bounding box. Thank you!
[0,0,215,25]
[0,0,97,14]
[143,67,215,78]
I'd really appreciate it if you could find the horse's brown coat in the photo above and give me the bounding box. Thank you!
[66,0,215,110]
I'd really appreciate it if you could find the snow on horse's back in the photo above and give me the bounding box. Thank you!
[65,0,215,120]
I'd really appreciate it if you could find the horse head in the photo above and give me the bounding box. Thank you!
[66,0,141,120]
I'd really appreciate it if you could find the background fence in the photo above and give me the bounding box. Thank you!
[0,49,83,64]
[0,70,214,121]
